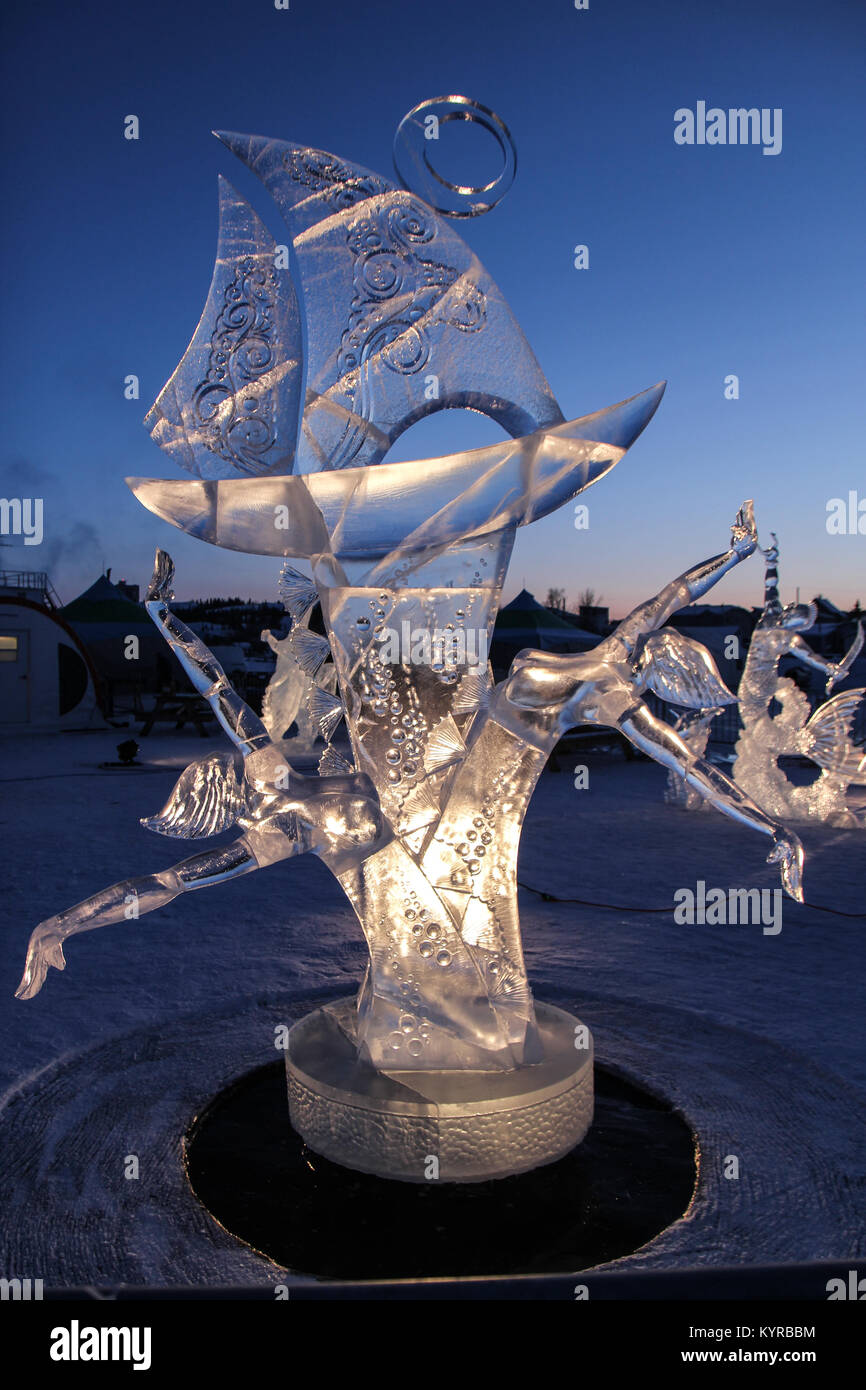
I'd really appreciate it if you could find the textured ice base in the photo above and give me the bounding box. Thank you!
[286,997,593,1182]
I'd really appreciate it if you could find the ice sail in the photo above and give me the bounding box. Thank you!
[214,131,565,472]
[145,177,304,480]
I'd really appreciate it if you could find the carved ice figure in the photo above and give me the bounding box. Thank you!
[486,502,805,904]
[18,507,806,1044]
[15,552,384,1003]
[663,709,724,809]
[733,535,865,826]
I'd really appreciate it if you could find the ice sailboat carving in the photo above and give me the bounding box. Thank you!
[18,123,808,1181]
[131,137,665,556]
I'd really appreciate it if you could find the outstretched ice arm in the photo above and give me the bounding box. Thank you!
[788,623,864,693]
[612,501,757,659]
[15,838,261,1000]
[786,634,838,682]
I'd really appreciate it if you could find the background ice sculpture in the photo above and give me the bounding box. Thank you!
[733,535,865,827]
[636,633,740,810]
[15,119,810,1181]
[260,571,340,756]
[663,709,725,808]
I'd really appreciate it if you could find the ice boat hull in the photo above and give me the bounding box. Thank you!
[128,382,665,561]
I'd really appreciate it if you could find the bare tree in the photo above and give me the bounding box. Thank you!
[577,587,602,609]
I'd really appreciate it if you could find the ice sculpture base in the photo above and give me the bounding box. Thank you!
[286,998,593,1182]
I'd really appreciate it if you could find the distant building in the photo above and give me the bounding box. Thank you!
[60,573,181,713]
[0,571,100,731]
[577,603,610,635]
[491,589,599,676]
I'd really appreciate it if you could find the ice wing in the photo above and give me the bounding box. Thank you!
[214,131,564,473]
[141,751,244,838]
[637,630,737,710]
[802,689,866,781]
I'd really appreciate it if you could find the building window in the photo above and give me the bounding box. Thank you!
[0,634,19,662]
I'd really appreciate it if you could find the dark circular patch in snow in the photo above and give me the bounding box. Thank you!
[184,1061,696,1280]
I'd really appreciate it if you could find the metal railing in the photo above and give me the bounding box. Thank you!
[0,570,62,609]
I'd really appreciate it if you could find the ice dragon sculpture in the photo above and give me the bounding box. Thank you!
[733,534,865,827]
[14,117,811,1180]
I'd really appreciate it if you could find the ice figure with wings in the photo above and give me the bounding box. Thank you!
[732,534,865,827]
[15,551,385,1000]
[501,502,806,899]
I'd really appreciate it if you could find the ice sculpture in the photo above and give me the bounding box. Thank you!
[15,550,386,1003]
[15,119,811,1182]
[733,535,865,827]
[498,502,804,902]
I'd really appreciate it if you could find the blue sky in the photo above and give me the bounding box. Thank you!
[1,0,863,614]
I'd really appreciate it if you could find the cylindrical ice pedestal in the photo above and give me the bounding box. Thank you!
[286,998,593,1182]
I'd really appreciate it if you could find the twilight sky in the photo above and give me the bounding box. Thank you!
[0,0,863,615]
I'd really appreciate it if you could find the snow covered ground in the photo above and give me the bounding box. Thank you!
[1,726,864,1284]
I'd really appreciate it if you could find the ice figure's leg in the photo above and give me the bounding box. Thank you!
[618,704,804,901]
[665,711,713,808]
[146,598,271,756]
[16,839,260,1000]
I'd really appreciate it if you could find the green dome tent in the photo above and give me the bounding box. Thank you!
[491,589,599,676]
[60,574,170,703]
